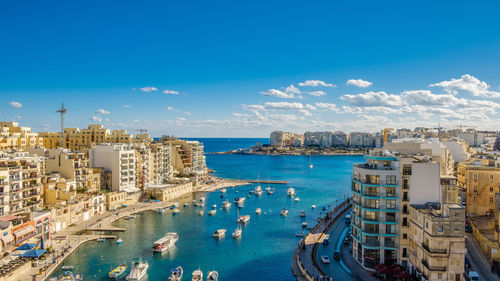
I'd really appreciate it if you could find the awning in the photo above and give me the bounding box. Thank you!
[14,225,34,237]
[15,243,36,250]
[0,233,14,244]
[20,249,46,258]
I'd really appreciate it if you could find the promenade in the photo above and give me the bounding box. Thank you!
[291,199,351,281]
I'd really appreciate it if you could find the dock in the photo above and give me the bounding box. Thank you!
[247,180,289,184]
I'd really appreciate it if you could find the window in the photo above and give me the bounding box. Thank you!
[491,186,494,192]
[490,174,494,182]
[473,173,478,181]
[402,218,408,227]
[403,233,407,239]
[438,226,443,232]
[386,175,396,185]
[403,165,412,175]
[402,179,409,189]
[491,197,494,204]
[402,248,407,257]
[474,186,478,193]
[386,199,397,209]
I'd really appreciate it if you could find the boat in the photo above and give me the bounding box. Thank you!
[287,187,295,196]
[249,190,254,194]
[212,204,217,209]
[207,271,219,281]
[309,154,314,169]
[311,205,316,209]
[167,266,183,281]
[184,203,189,207]
[200,197,206,202]
[116,239,123,245]
[109,264,127,279]
[213,229,226,238]
[223,200,232,209]
[300,210,306,217]
[152,232,179,252]
[255,208,261,214]
[232,228,242,238]
[208,210,217,216]
[234,197,245,205]
[49,271,83,281]
[192,269,203,281]
[194,202,202,207]
[220,188,227,193]
[254,185,263,196]
[296,233,304,237]
[156,208,166,213]
[170,203,179,210]
[267,188,275,195]
[281,209,288,216]
[126,260,149,281]
[61,266,74,270]
[97,238,105,242]
[294,197,300,202]
[199,211,204,216]
[265,186,271,191]
[321,256,330,264]
[302,222,308,228]
[238,215,250,224]
[127,214,136,219]
[172,209,180,214]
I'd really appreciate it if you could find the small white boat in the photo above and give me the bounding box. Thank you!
[127,214,136,219]
[302,222,308,228]
[194,202,202,207]
[109,263,127,279]
[200,197,206,202]
[168,266,183,281]
[232,228,242,238]
[238,215,250,224]
[281,209,288,216]
[153,232,178,252]
[116,239,123,245]
[184,203,189,207]
[207,270,219,281]
[212,204,217,209]
[234,197,245,206]
[255,208,261,215]
[156,208,166,213]
[220,188,227,193]
[321,256,330,264]
[267,188,275,195]
[254,185,263,196]
[300,210,306,217]
[192,269,203,281]
[265,186,271,191]
[172,209,180,214]
[287,188,295,196]
[199,211,204,216]
[126,260,149,281]
[311,205,316,209]
[49,271,83,281]
[223,200,232,209]
[213,229,226,239]
[295,197,300,202]
[97,238,105,242]
[208,210,217,216]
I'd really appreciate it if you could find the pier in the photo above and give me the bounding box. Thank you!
[247,180,289,184]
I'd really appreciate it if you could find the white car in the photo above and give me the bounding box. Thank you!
[321,255,330,264]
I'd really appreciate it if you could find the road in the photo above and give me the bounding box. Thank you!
[466,233,500,281]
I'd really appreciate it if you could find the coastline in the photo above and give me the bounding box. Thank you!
[18,178,248,281]
[208,151,364,156]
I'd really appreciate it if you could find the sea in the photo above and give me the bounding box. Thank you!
[51,138,362,280]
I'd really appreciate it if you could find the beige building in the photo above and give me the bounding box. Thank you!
[105,191,126,211]
[270,131,304,147]
[144,182,193,202]
[164,139,207,184]
[0,122,43,150]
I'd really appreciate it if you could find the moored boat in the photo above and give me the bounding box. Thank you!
[172,209,180,214]
[311,205,316,209]
[281,209,288,216]
[207,270,219,281]
[199,211,204,216]
[220,188,227,193]
[125,260,149,281]
[116,239,123,245]
[156,208,166,213]
[212,204,217,209]
[234,197,245,206]
[287,188,295,196]
[267,188,275,195]
[212,228,226,238]
[232,228,242,238]
[300,210,306,217]
[294,197,300,202]
[254,185,263,196]
[302,222,308,228]
[238,215,250,224]
[223,200,231,209]
[255,208,261,215]
[192,269,203,281]
[167,266,183,281]
[49,271,83,281]
[208,210,217,216]
[109,264,127,279]
[152,232,178,252]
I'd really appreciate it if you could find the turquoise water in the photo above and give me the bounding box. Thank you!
[52,139,361,280]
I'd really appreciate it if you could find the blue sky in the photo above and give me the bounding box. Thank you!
[1,0,500,137]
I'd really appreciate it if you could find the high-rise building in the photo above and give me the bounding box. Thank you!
[0,122,43,150]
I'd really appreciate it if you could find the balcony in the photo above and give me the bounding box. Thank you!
[421,259,446,272]
[363,191,380,197]
[362,226,379,234]
[362,215,379,222]
[362,203,379,209]
[355,163,394,171]
[363,238,380,248]
[422,243,447,255]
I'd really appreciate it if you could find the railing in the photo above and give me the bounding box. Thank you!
[422,243,447,254]
[355,163,394,171]
[362,202,379,209]
[363,191,380,197]
[421,259,446,271]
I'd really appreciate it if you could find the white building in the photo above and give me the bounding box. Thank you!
[89,144,137,192]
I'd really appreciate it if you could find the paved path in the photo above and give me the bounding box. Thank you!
[466,233,500,281]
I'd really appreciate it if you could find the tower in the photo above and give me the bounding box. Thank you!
[56,103,67,148]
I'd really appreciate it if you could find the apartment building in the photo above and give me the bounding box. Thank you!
[44,150,100,191]
[89,144,137,192]
[270,131,304,147]
[0,122,43,150]
[457,158,500,216]
[349,132,375,148]
[166,139,207,184]
[144,182,193,201]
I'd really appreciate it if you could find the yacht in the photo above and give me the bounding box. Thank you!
[254,185,263,196]
[232,228,242,238]
[126,260,149,281]
[234,197,245,206]
[302,222,308,228]
[223,200,232,209]
[109,264,127,279]
[167,266,183,281]
[294,197,300,202]
[281,209,288,216]
[287,188,295,196]
[267,188,275,195]
[152,232,178,252]
[207,271,219,281]
[192,269,203,281]
[212,229,226,239]
[300,210,306,217]
[199,211,204,216]
[255,208,261,215]
[238,215,250,224]
[208,210,217,216]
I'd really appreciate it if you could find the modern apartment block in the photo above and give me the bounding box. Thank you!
[166,139,207,184]
[0,122,43,150]
[457,158,500,216]
[349,132,376,148]
[270,131,304,147]
[89,144,137,192]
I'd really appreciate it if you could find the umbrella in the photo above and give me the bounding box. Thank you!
[15,243,36,251]
[40,236,44,250]
[20,249,46,258]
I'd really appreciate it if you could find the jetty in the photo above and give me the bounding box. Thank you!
[247,180,288,184]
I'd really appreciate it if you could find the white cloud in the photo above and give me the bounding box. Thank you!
[285,85,301,95]
[308,90,327,97]
[264,102,305,110]
[315,103,339,112]
[346,79,372,88]
[9,101,22,108]
[91,116,103,122]
[261,89,295,99]
[167,106,175,111]
[298,80,335,87]
[122,105,133,108]
[430,74,500,98]
[341,91,403,107]
[184,111,191,115]
[176,117,186,121]
[305,104,317,111]
[96,109,111,115]
[139,87,158,93]
[163,89,180,95]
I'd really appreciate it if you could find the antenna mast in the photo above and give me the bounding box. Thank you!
[56,103,67,148]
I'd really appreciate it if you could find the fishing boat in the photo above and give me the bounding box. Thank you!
[281,209,288,216]
[223,200,232,209]
[192,269,203,281]
[49,271,83,281]
[238,215,250,224]
[295,197,300,202]
[212,229,226,238]
[302,222,308,228]
[232,228,242,238]
[199,211,204,216]
[167,266,183,281]
[126,260,149,281]
[255,208,261,215]
[207,271,219,281]
[152,232,179,252]
[156,208,166,213]
[300,210,306,217]
[287,188,295,196]
[212,204,217,209]
[172,209,180,214]
[267,188,275,195]
[208,209,217,216]
[116,239,123,245]
[109,264,127,279]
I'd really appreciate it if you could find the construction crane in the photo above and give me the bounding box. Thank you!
[56,103,67,148]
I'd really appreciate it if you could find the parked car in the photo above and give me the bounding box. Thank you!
[323,238,329,245]
[321,255,330,264]
[333,250,340,260]
[469,271,480,281]
[465,225,473,233]
[464,257,471,270]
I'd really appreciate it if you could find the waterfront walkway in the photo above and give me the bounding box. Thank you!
[291,199,351,281]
